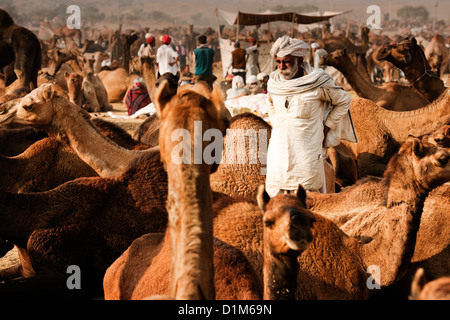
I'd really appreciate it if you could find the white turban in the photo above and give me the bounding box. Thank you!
[311,42,320,49]
[270,36,310,59]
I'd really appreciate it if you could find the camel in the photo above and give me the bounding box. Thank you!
[425,34,449,79]
[0,9,41,91]
[0,127,47,156]
[342,92,450,178]
[210,112,271,199]
[307,126,450,299]
[410,268,450,300]
[216,136,450,299]
[258,185,315,300]
[104,81,261,300]
[155,81,229,299]
[0,148,169,299]
[376,37,447,102]
[81,72,112,112]
[0,83,146,177]
[0,137,98,193]
[98,67,137,103]
[321,49,429,111]
[64,72,83,107]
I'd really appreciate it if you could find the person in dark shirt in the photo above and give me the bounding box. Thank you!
[193,35,216,89]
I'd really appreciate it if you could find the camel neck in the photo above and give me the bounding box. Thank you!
[402,50,446,101]
[47,99,142,177]
[333,57,381,101]
[263,251,298,300]
[361,160,428,286]
[166,163,215,300]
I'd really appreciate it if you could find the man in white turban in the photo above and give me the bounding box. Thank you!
[265,36,357,196]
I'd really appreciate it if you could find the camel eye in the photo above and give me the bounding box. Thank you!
[23,104,33,111]
[437,154,449,166]
[264,219,274,228]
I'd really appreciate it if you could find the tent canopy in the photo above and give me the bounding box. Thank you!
[217,9,352,26]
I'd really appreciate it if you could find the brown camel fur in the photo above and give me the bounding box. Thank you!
[258,185,315,300]
[98,67,137,103]
[0,148,169,299]
[0,83,146,177]
[321,49,429,111]
[214,136,450,299]
[376,37,447,102]
[0,137,98,193]
[0,127,47,156]
[210,112,271,199]
[104,82,264,300]
[156,81,228,299]
[343,92,450,177]
[307,130,450,299]
[410,268,450,300]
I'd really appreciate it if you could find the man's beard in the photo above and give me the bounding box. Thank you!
[280,58,299,80]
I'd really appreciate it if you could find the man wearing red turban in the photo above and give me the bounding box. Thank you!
[156,34,178,77]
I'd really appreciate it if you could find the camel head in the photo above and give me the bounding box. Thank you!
[384,136,450,194]
[320,48,348,67]
[0,83,58,128]
[376,37,418,67]
[64,72,83,103]
[258,185,315,255]
[154,80,229,173]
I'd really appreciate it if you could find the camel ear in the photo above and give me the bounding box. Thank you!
[42,83,55,101]
[410,268,426,300]
[408,135,423,157]
[257,185,270,212]
[296,184,307,208]
[154,80,172,117]
[64,71,70,79]
[343,48,347,55]
[411,37,417,46]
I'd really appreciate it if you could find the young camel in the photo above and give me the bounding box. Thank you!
[321,48,429,111]
[376,37,447,102]
[344,91,450,177]
[0,83,146,177]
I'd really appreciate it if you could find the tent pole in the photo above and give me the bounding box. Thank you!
[215,8,222,38]
[236,12,239,42]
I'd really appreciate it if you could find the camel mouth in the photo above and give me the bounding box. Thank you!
[285,233,311,252]
[0,109,15,126]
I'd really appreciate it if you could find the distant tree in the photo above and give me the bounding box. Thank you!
[397,5,429,23]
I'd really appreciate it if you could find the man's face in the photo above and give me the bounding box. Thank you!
[276,55,302,80]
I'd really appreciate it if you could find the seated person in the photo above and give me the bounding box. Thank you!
[226,75,250,100]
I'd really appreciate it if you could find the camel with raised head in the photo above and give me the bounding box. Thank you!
[64,72,83,107]
[104,82,262,300]
[321,49,429,111]
[343,91,450,177]
[376,37,447,102]
[214,136,450,299]
[0,83,146,177]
